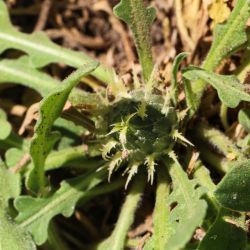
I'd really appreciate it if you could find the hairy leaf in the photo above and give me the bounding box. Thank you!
[199,208,247,250]
[15,170,105,245]
[191,0,250,110]
[183,67,250,108]
[0,0,114,84]
[114,0,156,81]
[0,58,102,109]
[236,34,250,83]
[0,161,33,250]
[0,208,36,250]
[0,58,59,96]
[0,115,28,152]
[194,122,241,159]
[215,160,250,211]
[204,0,249,71]
[0,160,20,207]
[27,63,98,193]
[239,109,250,133]
[164,160,207,250]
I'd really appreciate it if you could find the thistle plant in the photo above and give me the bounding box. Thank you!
[0,0,250,250]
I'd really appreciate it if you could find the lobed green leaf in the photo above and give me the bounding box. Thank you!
[0,58,103,109]
[183,67,250,108]
[15,170,105,245]
[0,160,20,208]
[0,208,36,250]
[204,0,249,71]
[0,57,59,96]
[0,0,114,84]
[27,62,98,193]
[190,0,250,111]
[164,160,207,250]
[114,0,156,81]
[0,160,34,250]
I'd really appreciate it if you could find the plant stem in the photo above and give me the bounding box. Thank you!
[98,174,146,250]
[153,166,171,250]
[194,123,241,158]
[109,175,145,249]
[220,103,230,130]
[193,142,230,173]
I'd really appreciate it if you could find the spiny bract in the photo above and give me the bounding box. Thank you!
[97,83,189,187]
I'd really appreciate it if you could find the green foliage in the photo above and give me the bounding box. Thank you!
[0,58,104,109]
[5,148,25,169]
[190,0,250,110]
[0,160,35,250]
[98,175,145,250]
[28,64,98,193]
[0,58,58,96]
[236,33,250,82]
[15,170,105,245]
[215,160,250,211]
[0,208,36,250]
[239,109,250,132]
[164,160,207,250]
[0,108,11,140]
[204,0,249,71]
[194,123,241,159]
[199,208,247,250]
[114,0,156,81]
[183,67,250,108]
[171,52,188,105]
[0,160,20,207]
[0,0,114,84]
[0,0,249,249]
[44,146,94,171]
[144,167,170,250]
